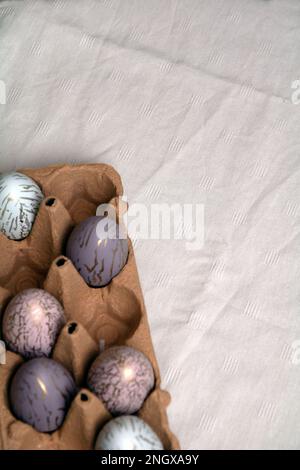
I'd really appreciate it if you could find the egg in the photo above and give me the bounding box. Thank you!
[2,288,66,359]
[9,357,77,432]
[87,346,155,415]
[66,215,128,287]
[0,171,44,240]
[95,416,164,450]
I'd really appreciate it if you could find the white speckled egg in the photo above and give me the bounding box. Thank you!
[95,416,164,450]
[0,172,44,240]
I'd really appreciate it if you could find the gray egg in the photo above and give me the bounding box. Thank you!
[0,172,44,240]
[95,416,164,450]
[9,358,77,432]
[66,216,128,287]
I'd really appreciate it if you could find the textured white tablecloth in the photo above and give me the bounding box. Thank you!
[1,0,300,450]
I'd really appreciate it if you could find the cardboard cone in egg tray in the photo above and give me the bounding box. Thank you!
[0,163,179,450]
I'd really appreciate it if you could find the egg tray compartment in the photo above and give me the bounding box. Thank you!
[0,163,179,450]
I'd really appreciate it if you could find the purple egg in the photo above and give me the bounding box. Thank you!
[10,358,77,432]
[2,289,66,359]
[87,346,155,415]
[66,216,128,287]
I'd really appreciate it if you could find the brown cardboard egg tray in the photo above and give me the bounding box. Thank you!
[0,163,179,450]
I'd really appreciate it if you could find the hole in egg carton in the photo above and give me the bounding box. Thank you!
[56,257,68,268]
[0,164,179,450]
[80,393,89,402]
[68,322,78,335]
[45,197,56,207]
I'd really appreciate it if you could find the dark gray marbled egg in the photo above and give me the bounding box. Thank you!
[95,416,164,450]
[66,216,128,287]
[2,289,66,359]
[10,358,77,432]
[0,172,44,240]
[87,346,155,415]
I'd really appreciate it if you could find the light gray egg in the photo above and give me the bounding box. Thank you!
[87,346,155,415]
[95,416,164,450]
[2,288,66,359]
[0,172,44,240]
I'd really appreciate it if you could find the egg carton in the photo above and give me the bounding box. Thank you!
[0,163,179,450]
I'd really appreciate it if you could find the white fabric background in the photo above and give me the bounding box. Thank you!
[1,0,300,450]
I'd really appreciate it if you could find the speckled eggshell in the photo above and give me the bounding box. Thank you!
[0,172,44,240]
[9,358,77,433]
[95,416,164,450]
[2,289,66,359]
[87,346,155,415]
[66,216,128,287]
